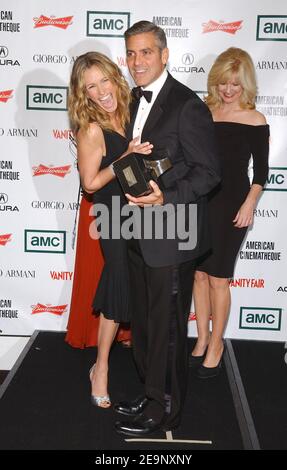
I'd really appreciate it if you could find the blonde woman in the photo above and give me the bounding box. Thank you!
[191,48,269,378]
[69,52,152,406]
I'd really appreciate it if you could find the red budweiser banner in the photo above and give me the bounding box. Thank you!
[0,234,12,246]
[31,303,68,315]
[33,15,73,29]
[0,90,13,102]
[32,164,71,178]
[202,20,243,34]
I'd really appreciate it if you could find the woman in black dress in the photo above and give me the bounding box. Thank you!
[190,48,269,378]
[69,52,152,406]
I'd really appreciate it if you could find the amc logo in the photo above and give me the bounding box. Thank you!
[26,86,68,111]
[257,15,287,41]
[87,11,130,37]
[240,307,282,331]
[24,230,66,254]
[264,167,287,191]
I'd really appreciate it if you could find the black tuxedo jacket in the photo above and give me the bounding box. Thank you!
[127,73,220,267]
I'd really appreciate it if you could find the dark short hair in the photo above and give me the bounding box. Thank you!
[124,20,167,50]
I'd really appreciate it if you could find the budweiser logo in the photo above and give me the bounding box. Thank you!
[32,164,71,178]
[33,15,73,29]
[31,303,68,315]
[0,234,12,246]
[202,20,243,34]
[0,90,13,103]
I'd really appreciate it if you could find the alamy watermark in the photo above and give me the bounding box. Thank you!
[89,196,198,251]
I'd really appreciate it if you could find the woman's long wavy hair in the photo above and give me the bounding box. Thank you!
[206,47,257,110]
[69,51,131,133]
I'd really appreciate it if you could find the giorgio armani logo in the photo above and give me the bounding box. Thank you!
[86,11,130,37]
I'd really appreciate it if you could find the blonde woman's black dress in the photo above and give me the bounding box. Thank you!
[197,122,269,278]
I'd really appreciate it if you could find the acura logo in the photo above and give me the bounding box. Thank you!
[182,53,194,66]
[0,46,8,58]
[0,193,8,204]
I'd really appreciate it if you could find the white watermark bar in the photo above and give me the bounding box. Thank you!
[89,196,198,251]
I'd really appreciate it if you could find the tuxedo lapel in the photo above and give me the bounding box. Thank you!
[127,98,140,140]
[141,74,174,140]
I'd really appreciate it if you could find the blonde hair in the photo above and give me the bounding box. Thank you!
[206,47,257,110]
[69,51,131,133]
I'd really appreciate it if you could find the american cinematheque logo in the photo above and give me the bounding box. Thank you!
[257,15,287,41]
[86,11,130,37]
[26,86,68,111]
[240,307,282,331]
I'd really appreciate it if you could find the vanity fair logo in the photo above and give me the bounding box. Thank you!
[32,164,71,178]
[33,15,73,29]
[0,89,13,102]
[52,129,73,140]
[31,303,68,315]
[50,271,73,281]
[202,20,243,34]
[0,234,12,246]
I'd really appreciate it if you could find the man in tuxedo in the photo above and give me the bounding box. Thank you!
[114,21,220,436]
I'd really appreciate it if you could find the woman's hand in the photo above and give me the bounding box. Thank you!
[233,200,255,228]
[121,136,153,159]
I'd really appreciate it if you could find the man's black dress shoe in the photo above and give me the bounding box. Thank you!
[115,413,162,436]
[114,396,149,416]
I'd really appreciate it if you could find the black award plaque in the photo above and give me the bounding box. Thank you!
[113,150,172,197]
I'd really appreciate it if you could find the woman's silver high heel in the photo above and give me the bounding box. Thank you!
[89,364,111,408]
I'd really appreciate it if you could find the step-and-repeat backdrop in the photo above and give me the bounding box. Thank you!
[0,0,286,341]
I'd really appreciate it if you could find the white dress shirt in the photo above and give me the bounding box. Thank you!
[132,69,168,141]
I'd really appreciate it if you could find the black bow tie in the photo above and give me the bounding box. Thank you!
[132,87,153,103]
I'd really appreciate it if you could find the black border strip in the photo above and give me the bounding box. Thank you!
[224,338,260,450]
[0,331,39,400]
